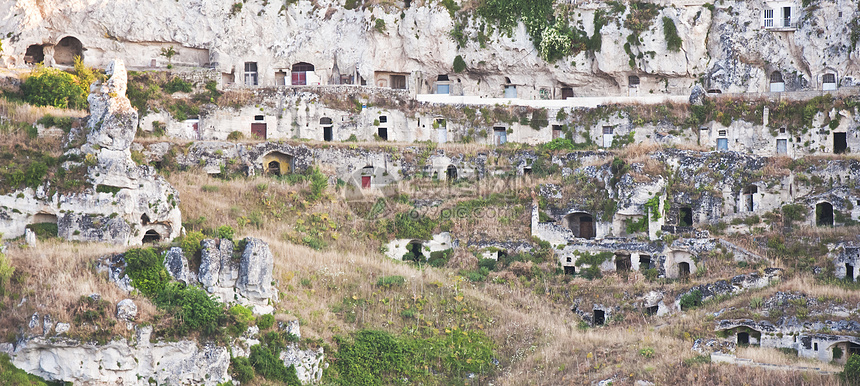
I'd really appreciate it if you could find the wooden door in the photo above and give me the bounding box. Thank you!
[361,176,371,189]
[251,123,267,139]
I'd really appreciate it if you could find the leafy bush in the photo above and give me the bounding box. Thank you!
[453,55,466,73]
[679,290,703,310]
[376,275,406,288]
[36,114,74,132]
[0,353,49,385]
[21,67,87,109]
[227,131,244,141]
[842,354,860,385]
[249,344,301,385]
[216,225,235,240]
[25,223,58,239]
[257,314,275,330]
[781,204,807,225]
[164,77,193,94]
[125,248,169,296]
[180,231,206,256]
[374,19,386,33]
[230,356,255,383]
[427,249,453,267]
[662,17,682,51]
[332,330,410,386]
[306,167,328,202]
[4,161,48,190]
[392,212,438,239]
[154,283,226,336]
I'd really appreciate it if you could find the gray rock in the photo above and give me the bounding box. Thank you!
[236,238,275,303]
[280,344,325,384]
[24,228,36,245]
[689,84,706,106]
[280,320,301,339]
[163,247,194,285]
[217,238,238,288]
[116,299,137,322]
[198,239,222,290]
[42,315,54,336]
[29,313,39,330]
[54,323,70,335]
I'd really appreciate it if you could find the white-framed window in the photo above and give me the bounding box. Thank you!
[763,9,774,27]
[244,62,258,86]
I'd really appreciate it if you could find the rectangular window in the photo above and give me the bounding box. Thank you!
[782,6,791,27]
[391,75,406,90]
[244,62,258,86]
[379,116,387,123]
[718,130,727,137]
[763,9,774,27]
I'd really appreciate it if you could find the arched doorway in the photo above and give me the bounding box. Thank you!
[291,62,315,85]
[564,212,595,239]
[55,36,83,65]
[679,262,690,279]
[267,161,281,176]
[447,165,457,181]
[816,202,834,226]
[142,230,161,243]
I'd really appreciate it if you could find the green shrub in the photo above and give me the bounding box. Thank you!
[392,212,438,239]
[781,204,807,225]
[125,248,169,297]
[4,161,48,189]
[227,131,244,141]
[36,114,74,132]
[453,55,466,73]
[374,19,386,33]
[229,304,255,326]
[376,275,406,288]
[164,77,193,93]
[154,283,226,336]
[25,223,58,240]
[180,231,206,256]
[478,258,497,271]
[427,249,453,267]
[306,167,328,202]
[0,353,50,385]
[21,67,87,109]
[679,290,703,310]
[96,185,122,195]
[249,344,301,385]
[332,330,410,386]
[842,354,860,385]
[662,17,682,51]
[256,314,275,330]
[216,225,235,240]
[230,357,255,383]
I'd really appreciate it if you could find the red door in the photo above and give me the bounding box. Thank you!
[291,71,306,85]
[361,176,371,188]
[251,123,267,139]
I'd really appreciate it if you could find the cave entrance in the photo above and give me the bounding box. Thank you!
[639,255,651,271]
[142,230,161,244]
[679,262,690,279]
[447,165,457,181]
[564,212,595,239]
[645,305,658,316]
[564,266,575,275]
[55,36,83,65]
[25,44,45,64]
[834,132,847,154]
[738,332,750,346]
[679,207,693,226]
[593,309,605,326]
[267,161,281,176]
[816,202,834,227]
[615,254,631,273]
[846,263,854,281]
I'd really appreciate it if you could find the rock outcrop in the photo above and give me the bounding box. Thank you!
[0,60,182,245]
[0,326,230,386]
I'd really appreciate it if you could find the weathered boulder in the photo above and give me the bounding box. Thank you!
[689,84,706,106]
[236,237,275,304]
[54,323,70,335]
[116,299,137,322]
[281,345,325,384]
[24,228,36,245]
[163,247,194,285]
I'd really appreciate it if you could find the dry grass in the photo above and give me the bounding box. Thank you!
[735,346,842,372]
[0,98,86,124]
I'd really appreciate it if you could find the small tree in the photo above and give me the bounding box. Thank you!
[453,55,466,73]
[21,66,87,109]
[160,46,177,69]
[842,354,860,385]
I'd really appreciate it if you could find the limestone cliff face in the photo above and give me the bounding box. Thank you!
[0,0,856,96]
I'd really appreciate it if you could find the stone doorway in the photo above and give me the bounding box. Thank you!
[816,202,834,226]
[143,230,161,244]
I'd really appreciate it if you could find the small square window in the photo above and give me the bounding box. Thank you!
[718,130,727,137]
[779,127,786,134]
[379,116,388,123]
[254,115,264,121]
